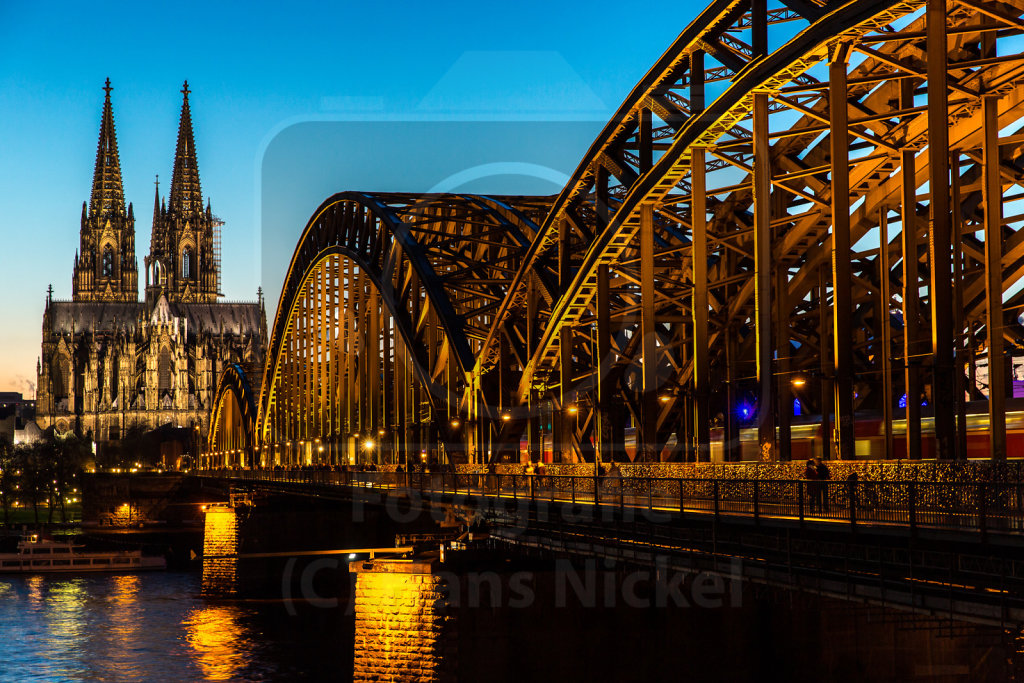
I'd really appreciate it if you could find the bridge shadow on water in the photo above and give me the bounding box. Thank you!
[277,555,1021,682]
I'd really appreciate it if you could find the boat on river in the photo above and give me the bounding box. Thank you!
[0,533,166,573]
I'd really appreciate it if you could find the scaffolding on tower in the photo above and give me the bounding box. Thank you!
[211,214,224,296]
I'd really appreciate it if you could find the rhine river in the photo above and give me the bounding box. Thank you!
[0,572,348,681]
[0,569,1019,681]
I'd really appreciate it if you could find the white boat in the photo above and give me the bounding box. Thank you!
[0,533,166,573]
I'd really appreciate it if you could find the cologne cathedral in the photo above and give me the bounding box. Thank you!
[35,80,267,443]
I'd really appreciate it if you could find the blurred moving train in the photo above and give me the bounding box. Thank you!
[532,407,1024,462]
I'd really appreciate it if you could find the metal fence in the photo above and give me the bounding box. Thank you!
[207,468,1024,535]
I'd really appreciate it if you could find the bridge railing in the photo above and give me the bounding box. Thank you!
[207,468,1024,536]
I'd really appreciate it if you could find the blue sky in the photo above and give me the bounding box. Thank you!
[0,1,694,395]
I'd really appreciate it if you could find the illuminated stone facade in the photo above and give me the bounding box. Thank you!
[36,81,266,442]
[352,559,456,681]
[201,505,239,594]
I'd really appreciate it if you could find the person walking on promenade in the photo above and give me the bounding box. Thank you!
[815,458,831,513]
[803,459,819,513]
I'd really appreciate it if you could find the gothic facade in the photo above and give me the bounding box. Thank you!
[36,81,266,444]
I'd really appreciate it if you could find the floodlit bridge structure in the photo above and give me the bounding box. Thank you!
[209,0,1024,469]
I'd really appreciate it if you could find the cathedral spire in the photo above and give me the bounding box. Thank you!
[153,175,160,220]
[89,78,126,218]
[168,80,202,215]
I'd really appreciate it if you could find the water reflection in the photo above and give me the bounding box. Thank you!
[183,605,252,681]
[0,572,338,682]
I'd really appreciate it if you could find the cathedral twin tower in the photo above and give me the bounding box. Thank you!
[73,79,220,304]
[37,80,266,449]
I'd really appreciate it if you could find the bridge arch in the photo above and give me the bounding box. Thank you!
[235,0,1024,470]
[479,0,1024,463]
[255,191,546,466]
[208,363,258,469]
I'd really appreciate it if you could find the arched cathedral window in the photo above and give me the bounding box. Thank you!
[158,348,173,392]
[182,248,193,279]
[102,246,115,277]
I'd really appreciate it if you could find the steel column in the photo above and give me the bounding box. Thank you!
[830,49,855,460]
[901,149,922,460]
[753,91,774,461]
[926,0,956,460]
[983,94,1006,460]
[640,203,658,462]
[691,147,710,462]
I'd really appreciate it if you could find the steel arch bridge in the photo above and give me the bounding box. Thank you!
[208,0,1024,468]
[208,363,258,467]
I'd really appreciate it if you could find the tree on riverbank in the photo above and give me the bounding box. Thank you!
[0,440,14,526]
[1,429,90,525]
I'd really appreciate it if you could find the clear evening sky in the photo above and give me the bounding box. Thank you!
[0,1,695,397]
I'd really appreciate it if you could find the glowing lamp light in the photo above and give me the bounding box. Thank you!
[450,419,461,429]
[363,439,375,451]
[658,394,671,403]
[567,404,578,415]
[791,376,807,388]
[501,413,511,422]
[378,429,386,436]
[738,403,753,420]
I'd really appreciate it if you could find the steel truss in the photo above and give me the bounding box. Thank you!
[209,363,257,467]
[210,0,1024,466]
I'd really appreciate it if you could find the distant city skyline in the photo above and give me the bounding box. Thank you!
[0,1,695,396]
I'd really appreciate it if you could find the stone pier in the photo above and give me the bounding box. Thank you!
[201,504,239,595]
[350,557,455,682]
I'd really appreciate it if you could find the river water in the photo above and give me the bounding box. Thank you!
[0,572,348,681]
[0,569,1019,681]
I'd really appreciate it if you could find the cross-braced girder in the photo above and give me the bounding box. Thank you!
[252,192,547,466]
[208,364,257,467]
[211,0,1024,469]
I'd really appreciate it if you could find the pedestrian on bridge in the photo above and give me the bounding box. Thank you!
[815,458,831,513]
[804,459,819,513]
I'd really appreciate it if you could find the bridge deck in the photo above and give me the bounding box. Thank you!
[206,469,1024,539]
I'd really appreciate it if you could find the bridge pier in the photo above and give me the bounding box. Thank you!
[201,503,239,595]
[350,557,456,682]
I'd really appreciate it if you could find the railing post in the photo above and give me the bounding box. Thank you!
[647,477,653,511]
[753,479,759,523]
[678,478,685,516]
[798,480,804,525]
[571,475,577,504]
[979,482,988,541]
[848,480,856,529]
[513,474,518,501]
[908,481,917,534]
[713,479,720,520]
